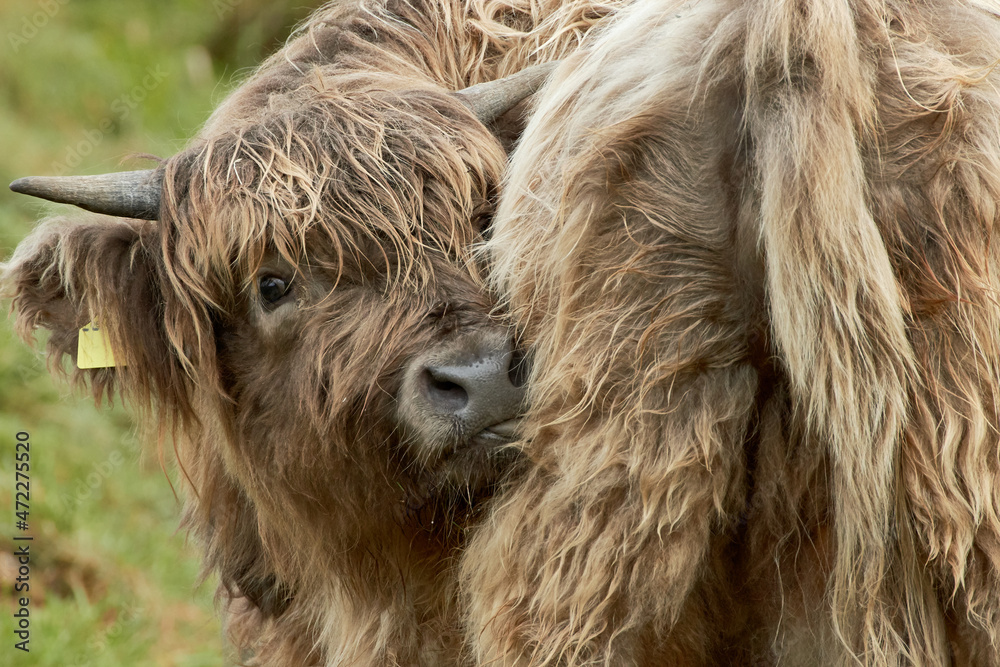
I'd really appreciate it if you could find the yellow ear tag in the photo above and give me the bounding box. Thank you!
[77,321,120,369]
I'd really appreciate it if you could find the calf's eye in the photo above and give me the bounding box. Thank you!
[258,275,293,307]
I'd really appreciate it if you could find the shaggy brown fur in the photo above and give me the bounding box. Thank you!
[3,0,623,664]
[466,0,1000,664]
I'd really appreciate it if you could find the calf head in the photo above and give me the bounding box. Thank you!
[4,68,544,628]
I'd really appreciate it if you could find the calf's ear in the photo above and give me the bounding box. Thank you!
[4,214,190,416]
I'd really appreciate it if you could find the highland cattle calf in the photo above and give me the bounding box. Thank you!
[3,0,621,664]
[465,0,1000,664]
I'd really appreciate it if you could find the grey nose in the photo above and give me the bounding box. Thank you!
[419,344,527,434]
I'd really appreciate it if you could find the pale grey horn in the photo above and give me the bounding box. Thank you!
[455,61,560,123]
[9,168,161,220]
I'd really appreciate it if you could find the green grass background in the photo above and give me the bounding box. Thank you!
[0,1,323,664]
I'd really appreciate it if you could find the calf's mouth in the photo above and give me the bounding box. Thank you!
[471,416,523,446]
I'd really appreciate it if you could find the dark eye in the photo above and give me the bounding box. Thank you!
[258,275,293,307]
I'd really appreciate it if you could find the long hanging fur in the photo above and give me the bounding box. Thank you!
[468,0,1000,664]
[3,1,626,665]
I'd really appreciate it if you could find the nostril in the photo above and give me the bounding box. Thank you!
[420,368,469,412]
[507,347,529,389]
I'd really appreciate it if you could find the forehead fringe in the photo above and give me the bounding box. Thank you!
[162,77,501,295]
[152,75,503,375]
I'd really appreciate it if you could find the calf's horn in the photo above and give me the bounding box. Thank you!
[455,61,560,123]
[9,169,161,220]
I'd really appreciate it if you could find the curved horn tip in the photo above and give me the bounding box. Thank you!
[10,178,34,194]
[456,61,561,124]
[7,170,162,220]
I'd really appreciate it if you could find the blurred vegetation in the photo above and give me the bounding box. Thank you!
[0,1,324,664]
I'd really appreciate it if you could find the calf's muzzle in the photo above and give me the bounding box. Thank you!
[420,341,526,440]
[399,328,528,451]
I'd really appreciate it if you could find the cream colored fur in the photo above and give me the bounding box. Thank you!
[467,0,1000,664]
